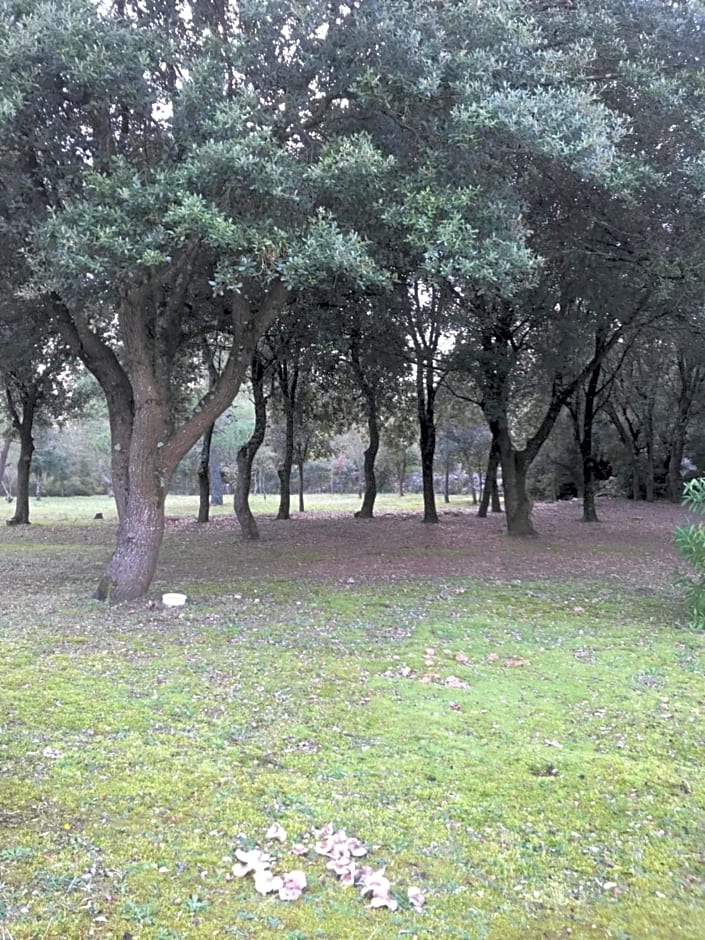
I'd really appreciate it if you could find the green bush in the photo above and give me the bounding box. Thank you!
[674,477,705,627]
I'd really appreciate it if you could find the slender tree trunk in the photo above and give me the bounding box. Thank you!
[234,353,268,540]
[0,426,13,500]
[397,453,406,497]
[297,460,305,512]
[580,359,601,523]
[491,472,502,513]
[416,354,438,523]
[355,400,380,518]
[197,423,215,523]
[419,414,438,523]
[444,455,450,504]
[277,423,294,520]
[209,454,224,505]
[631,454,641,501]
[7,417,34,526]
[276,357,298,521]
[645,426,655,503]
[478,438,499,518]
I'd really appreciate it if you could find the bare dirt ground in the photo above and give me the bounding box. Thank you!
[158,497,687,594]
[0,498,687,600]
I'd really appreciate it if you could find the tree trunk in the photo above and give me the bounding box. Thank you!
[443,455,450,504]
[297,460,305,512]
[277,439,293,520]
[397,452,406,497]
[275,356,298,521]
[234,352,268,540]
[355,401,380,519]
[419,415,438,523]
[209,454,224,505]
[7,418,34,526]
[478,438,499,518]
[493,425,535,535]
[580,359,601,523]
[197,422,215,523]
[491,473,502,513]
[94,459,166,603]
[0,426,13,501]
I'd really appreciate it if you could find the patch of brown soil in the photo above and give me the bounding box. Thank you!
[160,498,687,593]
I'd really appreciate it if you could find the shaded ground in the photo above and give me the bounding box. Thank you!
[160,498,686,597]
[0,498,687,601]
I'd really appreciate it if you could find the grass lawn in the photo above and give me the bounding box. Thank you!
[0,497,703,938]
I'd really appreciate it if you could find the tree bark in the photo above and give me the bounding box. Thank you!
[397,452,406,497]
[209,454,224,505]
[234,352,268,540]
[5,383,38,525]
[275,355,298,521]
[579,354,602,523]
[197,422,215,523]
[355,399,380,518]
[297,460,305,512]
[0,425,13,501]
[493,424,535,535]
[667,356,704,503]
[478,438,499,518]
[94,454,166,602]
[6,409,35,525]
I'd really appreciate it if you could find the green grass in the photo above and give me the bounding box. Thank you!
[3,492,432,525]
[1,502,703,939]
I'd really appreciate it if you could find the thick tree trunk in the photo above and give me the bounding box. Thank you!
[355,402,380,519]
[7,420,34,526]
[492,425,535,535]
[94,466,166,603]
[197,422,215,523]
[234,353,268,540]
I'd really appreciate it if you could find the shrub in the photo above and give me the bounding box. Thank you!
[674,477,705,627]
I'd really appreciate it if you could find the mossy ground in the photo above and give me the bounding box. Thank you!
[0,497,703,938]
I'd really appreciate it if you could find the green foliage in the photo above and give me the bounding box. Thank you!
[674,477,705,627]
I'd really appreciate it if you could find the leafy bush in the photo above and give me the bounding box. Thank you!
[674,477,705,626]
